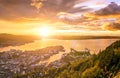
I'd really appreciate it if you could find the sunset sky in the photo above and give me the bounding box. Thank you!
[0,0,120,36]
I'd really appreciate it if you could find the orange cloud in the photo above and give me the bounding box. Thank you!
[102,22,120,31]
[30,0,43,9]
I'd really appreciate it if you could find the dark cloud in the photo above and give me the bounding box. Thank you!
[68,6,92,13]
[0,0,89,20]
[59,14,88,24]
[31,0,89,12]
[95,2,120,15]
[61,2,120,26]
[94,2,120,31]
[102,22,120,31]
[0,0,38,20]
[30,0,91,19]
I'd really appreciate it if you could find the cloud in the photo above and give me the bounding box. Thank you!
[95,2,120,15]
[30,0,90,14]
[102,22,120,31]
[30,0,43,10]
[67,6,92,13]
[58,12,96,25]
[0,0,38,20]
[91,2,120,31]
[0,0,90,21]
[60,2,120,25]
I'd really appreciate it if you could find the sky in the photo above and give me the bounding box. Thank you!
[0,0,120,36]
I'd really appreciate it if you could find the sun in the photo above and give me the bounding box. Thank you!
[33,26,55,37]
[39,27,51,37]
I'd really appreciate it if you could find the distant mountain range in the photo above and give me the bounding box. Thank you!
[0,33,39,47]
[51,35,120,40]
[0,33,120,47]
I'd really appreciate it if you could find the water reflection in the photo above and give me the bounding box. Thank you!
[0,39,118,54]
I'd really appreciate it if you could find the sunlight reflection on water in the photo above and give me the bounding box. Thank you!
[0,39,118,54]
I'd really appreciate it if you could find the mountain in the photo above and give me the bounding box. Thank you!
[0,33,39,47]
[13,40,120,78]
[50,35,120,40]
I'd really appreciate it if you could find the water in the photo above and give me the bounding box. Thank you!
[0,39,118,65]
[0,39,118,54]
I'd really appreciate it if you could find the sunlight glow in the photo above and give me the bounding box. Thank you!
[39,27,51,37]
[32,25,58,37]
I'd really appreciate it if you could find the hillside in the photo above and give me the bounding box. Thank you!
[13,40,120,78]
[50,35,120,40]
[0,33,39,47]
